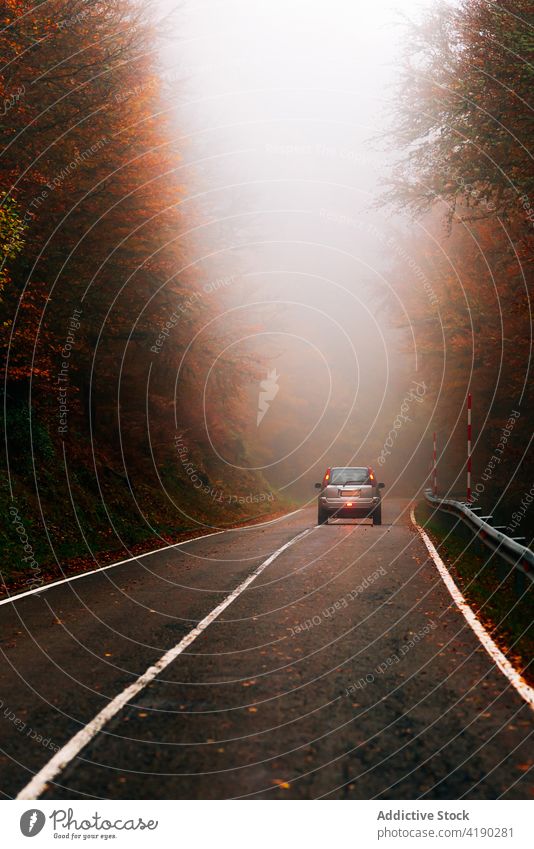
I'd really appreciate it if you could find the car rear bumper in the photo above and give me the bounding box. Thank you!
[319,497,378,518]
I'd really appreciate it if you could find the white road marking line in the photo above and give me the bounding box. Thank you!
[411,506,534,710]
[0,508,304,607]
[16,528,310,800]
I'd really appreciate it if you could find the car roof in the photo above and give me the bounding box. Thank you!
[331,466,369,470]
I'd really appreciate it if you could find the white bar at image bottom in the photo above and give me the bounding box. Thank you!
[3,799,532,848]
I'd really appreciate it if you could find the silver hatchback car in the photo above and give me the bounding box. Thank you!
[315,466,385,525]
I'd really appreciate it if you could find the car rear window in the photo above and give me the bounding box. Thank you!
[330,468,369,485]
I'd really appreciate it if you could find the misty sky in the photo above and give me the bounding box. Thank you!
[152,0,434,498]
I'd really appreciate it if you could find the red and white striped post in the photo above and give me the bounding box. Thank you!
[467,392,472,503]
[432,431,437,496]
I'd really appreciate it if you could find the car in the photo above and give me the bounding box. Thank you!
[314,466,385,525]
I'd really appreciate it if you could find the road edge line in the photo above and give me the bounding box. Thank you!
[15,528,310,800]
[410,505,534,710]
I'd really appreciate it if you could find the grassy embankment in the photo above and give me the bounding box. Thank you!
[1,410,293,598]
[415,500,533,686]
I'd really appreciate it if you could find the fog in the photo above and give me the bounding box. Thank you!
[154,0,433,500]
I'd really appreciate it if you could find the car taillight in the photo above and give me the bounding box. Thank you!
[369,468,375,483]
[323,467,331,486]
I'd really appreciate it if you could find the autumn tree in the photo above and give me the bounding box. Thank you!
[387,0,534,224]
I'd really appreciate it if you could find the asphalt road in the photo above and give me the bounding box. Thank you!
[0,499,532,799]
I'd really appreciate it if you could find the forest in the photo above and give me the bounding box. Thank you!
[0,0,279,591]
[386,0,533,532]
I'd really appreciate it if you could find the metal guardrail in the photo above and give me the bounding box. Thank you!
[424,489,534,584]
